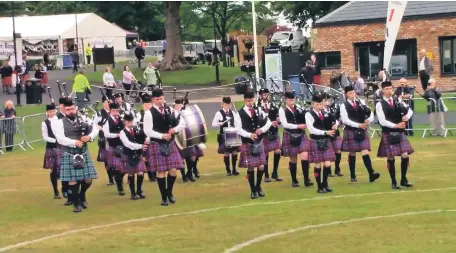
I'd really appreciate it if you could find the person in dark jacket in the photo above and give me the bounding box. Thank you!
[70,45,79,73]
[300,60,315,85]
[135,43,146,68]
[419,79,446,136]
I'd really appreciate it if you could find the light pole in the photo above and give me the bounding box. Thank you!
[11,1,18,68]
[212,3,220,83]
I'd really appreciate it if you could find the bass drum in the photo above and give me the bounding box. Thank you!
[175,105,208,150]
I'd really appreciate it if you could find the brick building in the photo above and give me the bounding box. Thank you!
[312,1,456,91]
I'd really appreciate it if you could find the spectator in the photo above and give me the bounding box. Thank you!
[395,78,414,136]
[40,61,48,86]
[421,79,446,136]
[85,43,92,64]
[300,60,315,85]
[34,64,43,79]
[1,100,16,152]
[122,65,137,96]
[352,71,365,98]
[70,45,79,73]
[1,60,13,92]
[134,43,146,68]
[21,55,30,84]
[72,70,91,109]
[310,54,321,84]
[418,49,433,91]
[103,66,116,99]
[143,62,160,87]
[43,53,50,69]
[162,38,167,56]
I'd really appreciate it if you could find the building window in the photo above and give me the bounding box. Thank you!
[355,39,418,78]
[317,51,341,69]
[440,37,456,75]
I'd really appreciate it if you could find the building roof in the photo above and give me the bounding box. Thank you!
[112,23,139,38]
[316,1,456,26]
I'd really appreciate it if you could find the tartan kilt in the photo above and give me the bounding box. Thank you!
[341,128,371,152]
[281,132,309,157]
[106,147,124,171]
[263,132,281,153]
[308,139,336,164]
[330,136,343,152]
[217,136,240,154]
[120,155,147,174]
[239,143,267,168]
[2,76,12,86]
[41,72,48,84]
[59,151,98,182]
[42,148,61,173]
[146,141,184,172]
[22,74,29,83]
[377,132,414,158]
[179,146,196,159]
[97,147,107,162]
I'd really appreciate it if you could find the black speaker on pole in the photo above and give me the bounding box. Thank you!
[25,78,43,104]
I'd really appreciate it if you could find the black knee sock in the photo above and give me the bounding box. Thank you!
[62,181,69,194]
[137,175,144,193]
[70,182,81,207]
[335,153,342,174]
[256,169,264,190]
[301,160,310,182]
[264,156,269,178]
[147,171,154,179]
[323,166,330,188]
[247,170,255,192]
[107,168,114,183]
[115,171,124,191]
[232,154,238,172]
[289,162,298,183]
[272,153,281,176]
[179,168,186,179]
[387,159,397,185]
[157,177,167,201]
[128,175,136,195]
[314,168,322,189]
[362,154,375,174]
[348,155,356,178]
[80,180,92,201]
[400,157,409,183]
[50,171,59,195]
[194,159,199,173]
[224,156,230,173]
[185,158,193,177]
[167,174,177,197]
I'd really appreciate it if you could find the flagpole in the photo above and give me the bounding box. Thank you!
[251,0,260,81]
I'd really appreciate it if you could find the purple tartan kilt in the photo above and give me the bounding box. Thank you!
[330,136,342,152]
[377,132,414,158]
[263,133,281,153]
[43,148,62,173]
[97,147,107,162]
[308,139,336,164]
[341,128,371,152]
[120,155,147,174]
[147,141,184,172]
[179,146,196,158]
[106,147,124,171]
[239,143,267,168]
[281,132,309,157]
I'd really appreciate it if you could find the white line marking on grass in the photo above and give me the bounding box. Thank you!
[0,189,17,193]
[0,187,455,252]
[223,209,456,253]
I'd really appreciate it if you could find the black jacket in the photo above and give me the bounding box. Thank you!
[300,66,315,84]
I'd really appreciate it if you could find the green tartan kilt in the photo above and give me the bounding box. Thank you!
[59,151,98,182]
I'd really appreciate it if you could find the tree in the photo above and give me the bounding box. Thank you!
[158,1,190,71]
[271,1,348,28]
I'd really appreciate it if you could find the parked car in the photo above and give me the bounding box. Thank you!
[271,31,307,52]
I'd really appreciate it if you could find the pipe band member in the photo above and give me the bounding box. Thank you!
[96,96,114,185]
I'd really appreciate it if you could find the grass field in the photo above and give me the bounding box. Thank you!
[1,120,456,253]
[66,64,244,86]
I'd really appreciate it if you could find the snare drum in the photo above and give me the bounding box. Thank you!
[223,127,242,148]
[175,105,208,150]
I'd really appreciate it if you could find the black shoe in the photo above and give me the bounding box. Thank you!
[369,172,380,182]
[351,177,358,182]
[182,177,188,183]
[292,182,300,188]
[107,181,115,186]
[186,174,196,182]
[336,172,344,177]
[329,173,335,177]
[168,195,176,204]
[131,194,139,200]
[161,199,169,206]
[400,181,414,188]
[232,170,240,176]
[257,188,265,197]
[80,201,88,209]
[250,192,258,199]
[226,172,232,176]
[317,188,326,193]
[64,200,73,206]
[194,170,200,178]
[73,206,83,213]
[149,178,156,182]
[304,180,314,187]
[264,177,272,183]
[118,190,126,196]
[62,192,68,198]
[271,175,283,181]
[392,184,401,190]
[54,194,61,199]
[324,187,333,193]
[137,192,146,199]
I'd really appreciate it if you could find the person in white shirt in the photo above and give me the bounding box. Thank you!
[278,91,313,188]
[304,94,337,193]
[103,67,116,99]
[233,91,272,199]
[340,86,380,183]
[53,99,99,213]
[119,113,149,200]
[41,104,62,199]
[143,88,185,206]
[418,49,433,91]
[322,93,343,177]
[376,81,414,189]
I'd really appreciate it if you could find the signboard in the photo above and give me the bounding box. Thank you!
[0,41,15,60]
[383,1,407,72]
[264,46,283,91]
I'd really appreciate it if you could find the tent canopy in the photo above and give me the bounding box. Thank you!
[112,23,139,38]
[0,13,126,42]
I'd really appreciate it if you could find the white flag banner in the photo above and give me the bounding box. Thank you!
[383,1,407,73]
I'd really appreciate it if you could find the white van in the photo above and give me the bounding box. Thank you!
[271,31,307,52]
